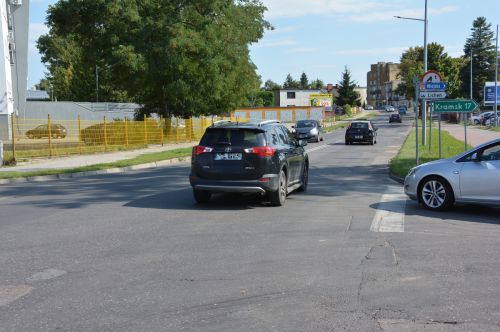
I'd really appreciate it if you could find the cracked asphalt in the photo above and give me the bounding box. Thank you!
[1,111,500,331]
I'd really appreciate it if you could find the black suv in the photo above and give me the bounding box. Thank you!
[345,120,378,145]
[189,120,309,206]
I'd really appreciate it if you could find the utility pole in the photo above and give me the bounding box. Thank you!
[495,25,498,127]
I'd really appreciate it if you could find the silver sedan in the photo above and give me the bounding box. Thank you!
[404,138,500,211]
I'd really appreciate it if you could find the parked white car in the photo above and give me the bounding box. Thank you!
[471,111,494,125]
[404,138,500,211]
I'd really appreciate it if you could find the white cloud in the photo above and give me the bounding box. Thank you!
[252,38,296,48]
[29,23,49,42]
[265,25,299,35]
[261,0,460,23]
[332,46,410,55]
[284,47,322,53]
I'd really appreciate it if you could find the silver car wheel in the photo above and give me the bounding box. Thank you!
[422,180,446,208]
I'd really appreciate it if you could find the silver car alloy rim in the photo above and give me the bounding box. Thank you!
[422,180,446,208]
[280,172,286,202]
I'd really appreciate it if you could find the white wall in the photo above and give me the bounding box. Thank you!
[0,0,14,116]
[279,89,321,107]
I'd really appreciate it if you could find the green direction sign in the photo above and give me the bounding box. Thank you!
[433,99,480,113]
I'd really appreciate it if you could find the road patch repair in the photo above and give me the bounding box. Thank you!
[370,186,407,232]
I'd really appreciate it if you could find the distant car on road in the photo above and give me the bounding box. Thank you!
[398,107,407,115]
[381,105,395,112]
[365,105,374,110]
[292,119,323,143]
[26,124,67,139]
[389,114,402,123]
[405,138,500,211]
[345,120,378,145]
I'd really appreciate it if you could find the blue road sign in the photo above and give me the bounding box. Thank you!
[419,82,447,90]
[484,85,500,106]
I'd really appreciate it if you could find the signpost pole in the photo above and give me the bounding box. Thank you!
[438,114,442,159]
[495,24,498,127]
[414,75,419,165]
[422,0,428,146]
[464,113,467,152]
[429,102,432,152]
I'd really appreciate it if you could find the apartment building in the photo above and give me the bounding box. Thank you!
[366,62,411,109]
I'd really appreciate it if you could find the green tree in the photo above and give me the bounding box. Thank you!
[34,78,52,91]
[395,43,461,99]
[247,91,274,107]
[46,0,271,119]
[263,79,282,91]
[310,78,324,89]
[283,73,299,88]
[299,72,309,88]
[336,66,359,106]
[36,32,132,102]
[459,17,498,101]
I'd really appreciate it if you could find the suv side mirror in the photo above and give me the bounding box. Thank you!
[299,140,307,147]
[471,153,479,162]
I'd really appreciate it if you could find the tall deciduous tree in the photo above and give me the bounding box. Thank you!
[263,79,282,91]
[395,43,461,99]
[46,0,271,119]
[459,17,498,101]
[336,66,359,106]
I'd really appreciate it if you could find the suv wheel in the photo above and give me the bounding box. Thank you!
[419,176,454,211]
[297,163,308,192]
[270,170,287,206]
[193,189,211,203]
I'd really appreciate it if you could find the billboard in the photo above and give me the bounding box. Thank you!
[309,94,332,107]
[484,84,500,106]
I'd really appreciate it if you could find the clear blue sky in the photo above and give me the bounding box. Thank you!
[28,0,500,90]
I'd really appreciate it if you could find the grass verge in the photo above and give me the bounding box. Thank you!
[389,129,473,179]
[0,147,192,179]
[476,126,500,132]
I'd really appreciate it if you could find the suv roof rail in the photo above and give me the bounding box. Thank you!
[258,120,281,127]
[211,120,233,127]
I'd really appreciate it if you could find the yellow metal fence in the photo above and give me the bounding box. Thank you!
[1,114,245,160]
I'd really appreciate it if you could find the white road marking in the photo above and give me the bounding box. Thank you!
[305,144,328,153]
[370,186,407,233]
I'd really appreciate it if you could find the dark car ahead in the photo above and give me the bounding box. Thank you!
[292,119,324,143]
[389,114,402,123]
[189,120,309,206]
[26,124,67,139]
[345,120,378,145]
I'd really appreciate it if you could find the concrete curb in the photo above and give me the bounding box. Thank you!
[0,157,192,186]
[389,173,405,184]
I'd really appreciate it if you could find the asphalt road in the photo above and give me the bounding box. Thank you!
[1,111,500,331]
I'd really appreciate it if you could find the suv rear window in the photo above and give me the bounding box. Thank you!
[201,129,266,147]
[350,122,368,129]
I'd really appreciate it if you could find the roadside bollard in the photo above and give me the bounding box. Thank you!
[0,140,3,166]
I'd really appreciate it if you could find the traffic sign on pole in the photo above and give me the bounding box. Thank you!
[420,82,447,90]
[419,91,448,99]
[433,99,480,113]
[421,71,443,83]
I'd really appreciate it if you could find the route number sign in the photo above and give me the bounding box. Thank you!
[421,71,443,83]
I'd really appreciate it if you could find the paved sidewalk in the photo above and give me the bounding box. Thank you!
[438,123,500,147]
[1,110,374,174]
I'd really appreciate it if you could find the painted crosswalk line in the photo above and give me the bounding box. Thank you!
[370,186,407,233]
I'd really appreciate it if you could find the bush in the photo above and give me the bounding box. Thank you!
[345,105,352,117]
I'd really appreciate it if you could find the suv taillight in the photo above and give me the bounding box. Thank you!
[244,146,276,157]
[368,123,372,130]
[192,146,214,156]
[347,123,352,129]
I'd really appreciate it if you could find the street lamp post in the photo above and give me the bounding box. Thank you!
[395,0,428,146]
[495,25,498,127]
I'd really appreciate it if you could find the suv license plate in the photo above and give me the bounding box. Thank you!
[215,153,242,160]
[355,135,363,139]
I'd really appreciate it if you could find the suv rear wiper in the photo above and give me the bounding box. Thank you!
[215,142,231,146]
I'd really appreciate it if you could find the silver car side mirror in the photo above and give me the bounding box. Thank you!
[471,153,479,162]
